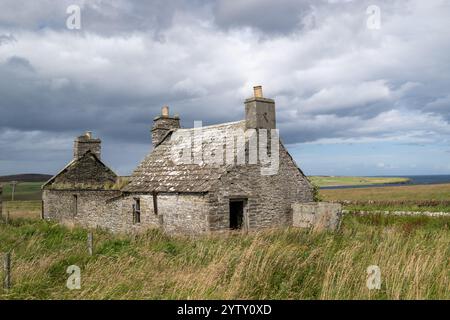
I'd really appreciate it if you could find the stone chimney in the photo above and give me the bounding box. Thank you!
[245,86,276,130]
[74,131,102,160]
[152,106,180,146]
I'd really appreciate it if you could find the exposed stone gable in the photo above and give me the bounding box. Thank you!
[43,152,117,190]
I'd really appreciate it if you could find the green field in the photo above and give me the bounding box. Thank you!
[321,183,450,212]
[309,176,410,187]
[0,177,412,202]
[2,180,450,217]
[1,182,43,201]
[0,215,448,300]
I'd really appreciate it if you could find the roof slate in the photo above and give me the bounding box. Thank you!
[42,151,117,190]
[123,121,247,193]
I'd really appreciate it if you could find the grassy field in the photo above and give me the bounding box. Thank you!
[321,183,450,212]
[1,181,43,221]
[309,176,410,187]
[0,178,412,201]
[0,214,448,300]
[2,201,42,220]
[1,182,43,201]
[0,181,448,300]
[2,181,450,218]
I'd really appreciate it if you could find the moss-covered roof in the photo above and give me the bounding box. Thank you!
[43,151,118,190]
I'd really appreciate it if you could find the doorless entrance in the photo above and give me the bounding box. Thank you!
[229,200,245,230]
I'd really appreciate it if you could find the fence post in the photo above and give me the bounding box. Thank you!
[87,232,93,256]
[41,200,44,220]
[10,181,18,202]
[3,252,11,290]
[5,211,9,225]
[0,185,3,221]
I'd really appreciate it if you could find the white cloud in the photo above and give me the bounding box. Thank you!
[301,80,391,113]
[0,0,449,175]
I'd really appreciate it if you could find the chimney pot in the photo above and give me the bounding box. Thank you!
[161,105,169,117]
[253,86,263,98]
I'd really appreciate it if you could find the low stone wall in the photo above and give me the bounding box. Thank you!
[292,202,342,231]
[343,210,450,217]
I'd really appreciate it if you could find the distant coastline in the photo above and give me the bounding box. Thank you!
[314,175,450,189]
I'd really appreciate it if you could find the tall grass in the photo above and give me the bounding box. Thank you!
[0,214,448,300]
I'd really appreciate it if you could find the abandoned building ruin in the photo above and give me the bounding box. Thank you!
[42,86,315,234]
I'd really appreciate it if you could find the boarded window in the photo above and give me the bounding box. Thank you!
[133,198,141,224]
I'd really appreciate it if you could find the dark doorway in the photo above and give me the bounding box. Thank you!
[229,200,245,230]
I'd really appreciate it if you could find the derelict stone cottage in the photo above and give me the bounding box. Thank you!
[42,133,122,227]
[42,86,315,234]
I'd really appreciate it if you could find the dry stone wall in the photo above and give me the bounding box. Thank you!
[43,190,121,230]
[292,202,343,231]
[209,143,314,231]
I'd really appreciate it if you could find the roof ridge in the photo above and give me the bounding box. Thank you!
[176,120,245,131]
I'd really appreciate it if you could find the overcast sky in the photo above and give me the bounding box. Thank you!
[1,0,450,176]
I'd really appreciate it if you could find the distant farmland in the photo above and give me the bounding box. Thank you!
[0,174,52,183]
[0,181,44,201]
[309,176,410,187]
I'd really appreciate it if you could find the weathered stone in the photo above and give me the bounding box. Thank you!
[45,153,117,190]
[245,97,276,130]
[344,210,450,217]
[74,132,101,160]
[152,106,180,147]
[43,86,315,235]
[292,202,343,232]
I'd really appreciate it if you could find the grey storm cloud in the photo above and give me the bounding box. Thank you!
[212,0,318,34]
[0,0,450,175]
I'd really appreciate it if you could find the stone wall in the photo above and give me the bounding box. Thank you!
[43,140,313,235]
[158,193,210,234]
[117,194,162,233]
[245,97,276,130]
[117,193,210,234]
[152,116,180,146]
[74,136,101,160]
[292,202,342,231]
[42,190,122,231]
[209,143,314,231]
[344,210,450,217]
[43,190,210,234]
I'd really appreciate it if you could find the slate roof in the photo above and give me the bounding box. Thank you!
[123,121,248,193]
[42,151,117,189]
